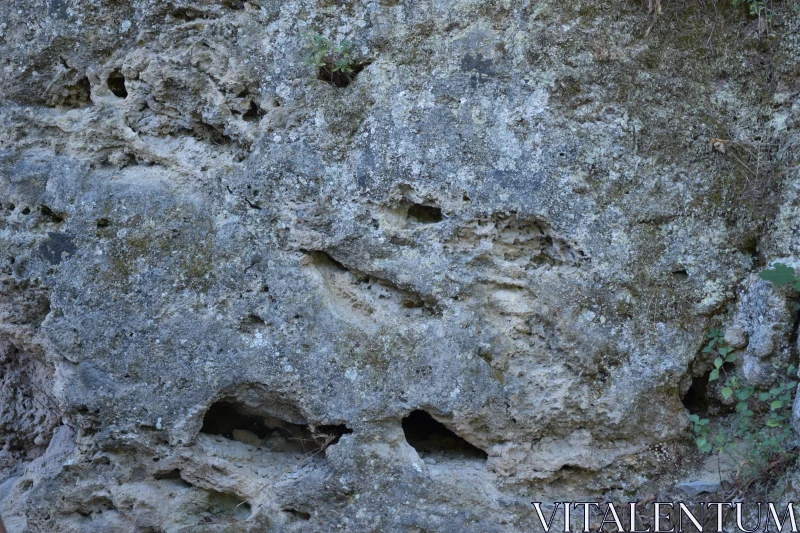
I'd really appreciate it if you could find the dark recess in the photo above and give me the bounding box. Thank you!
[402,410,487,460]
[201,401,269,438]
[200,400,352,453]
[407,204,443,224]
[681,371,710,414]
[318,62,368,88]
[242,100,265,122]
[283,508,311,521]
[39,205,64,223]
[107,70,128,98]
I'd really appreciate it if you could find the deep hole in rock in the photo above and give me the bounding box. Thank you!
[317,62,368,88]
[201,401,270,439]
[200,400,352,453]
[154,469,193,488]
[242,100,265,122]
[107,70,128,98]
[402,410,487,460]
[407,203,443,224]
[671,268,688,279]
[238,314,265,333]
[682,371,710,414]
[283,508,311,521]
[171,7,205,21]
[21,207,30,215]
[39,205,64,223]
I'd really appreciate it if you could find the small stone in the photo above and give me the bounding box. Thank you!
[724,326,748,349]
[424,457,436,465]
[677,480,722,497]
[232,429,262,446]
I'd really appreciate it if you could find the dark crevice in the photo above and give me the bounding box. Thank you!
[154,469,193,488]
[238,314,265,333]
[190,120,232,146]
[201,401,270,439]
[671,267,689,279]
[107,70,128,98]
[283,508,311,521]
[242,100,265,122]
[170,7,208,21]
[245,198,262,209]
[402,410,487,460]
[317,62,369,88]
[407,203,443,224]
[200,400,351,454]
[306,250,348,272]
[39,205,65,223]
[682,370,710,415]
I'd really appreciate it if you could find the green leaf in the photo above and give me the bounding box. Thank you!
[736,401,749,413]
[698,418,710,426]
[759,392,771,401]
[788,365,797,375]
[722,387,733,400]
[725,353,737,363]
[760,263,797,286]
[714,357,723,368]
[709,368,719,381]
[688,414,699,423]
[699,441,713,453]
[771,400,783,410]
[736,389,753,400]
[767,419,781,428]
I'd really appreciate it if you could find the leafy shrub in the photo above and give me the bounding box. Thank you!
[689,263,799,490]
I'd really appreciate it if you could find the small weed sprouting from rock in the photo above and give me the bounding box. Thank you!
[303,32,358,88]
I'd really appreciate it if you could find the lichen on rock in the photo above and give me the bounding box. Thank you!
[2,0,800,530]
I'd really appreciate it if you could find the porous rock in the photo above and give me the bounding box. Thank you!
[2,0,800,531]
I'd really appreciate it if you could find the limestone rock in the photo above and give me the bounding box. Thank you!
[1,0,800,531]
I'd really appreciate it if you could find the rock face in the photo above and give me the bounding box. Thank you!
[1,0,800,531]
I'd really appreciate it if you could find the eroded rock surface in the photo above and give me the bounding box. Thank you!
[2,0,800,531]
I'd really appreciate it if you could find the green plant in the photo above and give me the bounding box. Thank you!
[690,324,797,489]
[760,263,800,290]
[732,0,766,17]
[303,31,355,84]
[703,328,737,382]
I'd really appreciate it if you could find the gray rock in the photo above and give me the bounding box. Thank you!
[1,0,800,531]
[677,481,723,498]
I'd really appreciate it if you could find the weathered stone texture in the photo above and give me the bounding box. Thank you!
[1,0,800,531]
